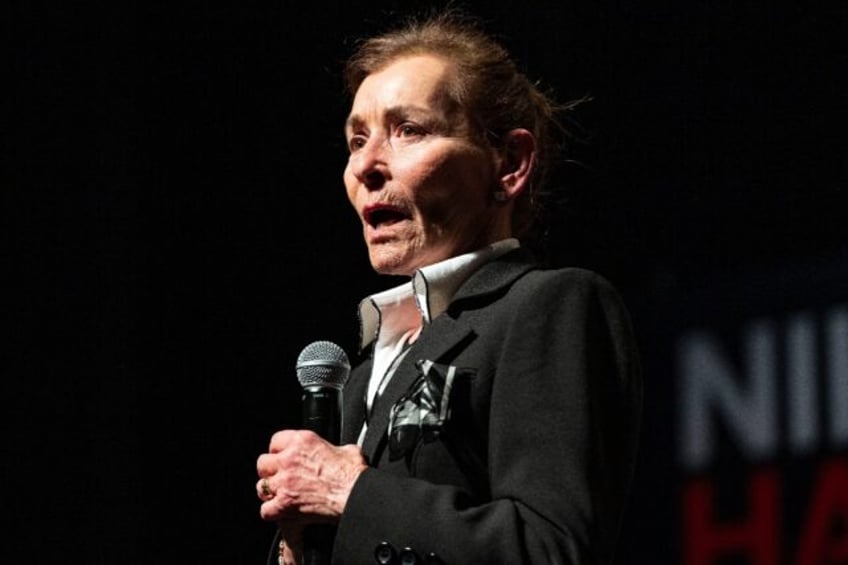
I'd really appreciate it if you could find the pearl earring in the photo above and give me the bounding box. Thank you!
[493,191,507,202]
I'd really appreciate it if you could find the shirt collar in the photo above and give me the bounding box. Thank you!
[358,238,520,351]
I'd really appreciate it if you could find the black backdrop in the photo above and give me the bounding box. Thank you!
[8,1,847,563]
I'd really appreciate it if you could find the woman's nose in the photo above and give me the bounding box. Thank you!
[350,138,389,189]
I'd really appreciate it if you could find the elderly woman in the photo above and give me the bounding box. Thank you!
[257,10,642,565]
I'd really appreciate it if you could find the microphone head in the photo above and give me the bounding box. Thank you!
[296,340,351,390]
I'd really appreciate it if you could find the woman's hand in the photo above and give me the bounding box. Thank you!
[256,429,368,523]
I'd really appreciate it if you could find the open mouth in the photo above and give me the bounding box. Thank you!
[364,204,410,228]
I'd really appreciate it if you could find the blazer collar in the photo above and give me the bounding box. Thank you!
[451,246,538,304]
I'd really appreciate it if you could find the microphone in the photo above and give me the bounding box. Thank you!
[296,340,351,443]
[295,340,351,565]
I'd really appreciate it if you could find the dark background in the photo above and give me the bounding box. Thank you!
[7,1,846,563]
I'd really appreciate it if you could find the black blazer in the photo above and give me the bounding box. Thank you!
[333,248,643,565]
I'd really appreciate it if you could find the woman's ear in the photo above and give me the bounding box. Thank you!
[495,128,536,201]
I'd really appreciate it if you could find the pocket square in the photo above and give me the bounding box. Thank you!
[388,359,473,461]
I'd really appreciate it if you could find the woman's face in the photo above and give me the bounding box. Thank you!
[343,54,511,276]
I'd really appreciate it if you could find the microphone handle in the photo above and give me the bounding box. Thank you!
[301,387,342,444]
[300,386,342,564]
[302,526,336,565]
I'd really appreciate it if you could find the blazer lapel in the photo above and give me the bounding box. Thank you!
[360,315,475,461]
[341,358,371,445]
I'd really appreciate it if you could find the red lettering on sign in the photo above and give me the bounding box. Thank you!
[683,469,779,565]
[796,458,848,565]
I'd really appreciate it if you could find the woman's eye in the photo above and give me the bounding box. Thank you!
[348,136,366,151]
[398,123,423,137]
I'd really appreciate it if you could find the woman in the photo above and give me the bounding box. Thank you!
[257,10,642,564]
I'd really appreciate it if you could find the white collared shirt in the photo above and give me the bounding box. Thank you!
[355,238,520,444]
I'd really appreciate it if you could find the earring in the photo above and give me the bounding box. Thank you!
[493,191,507,202]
